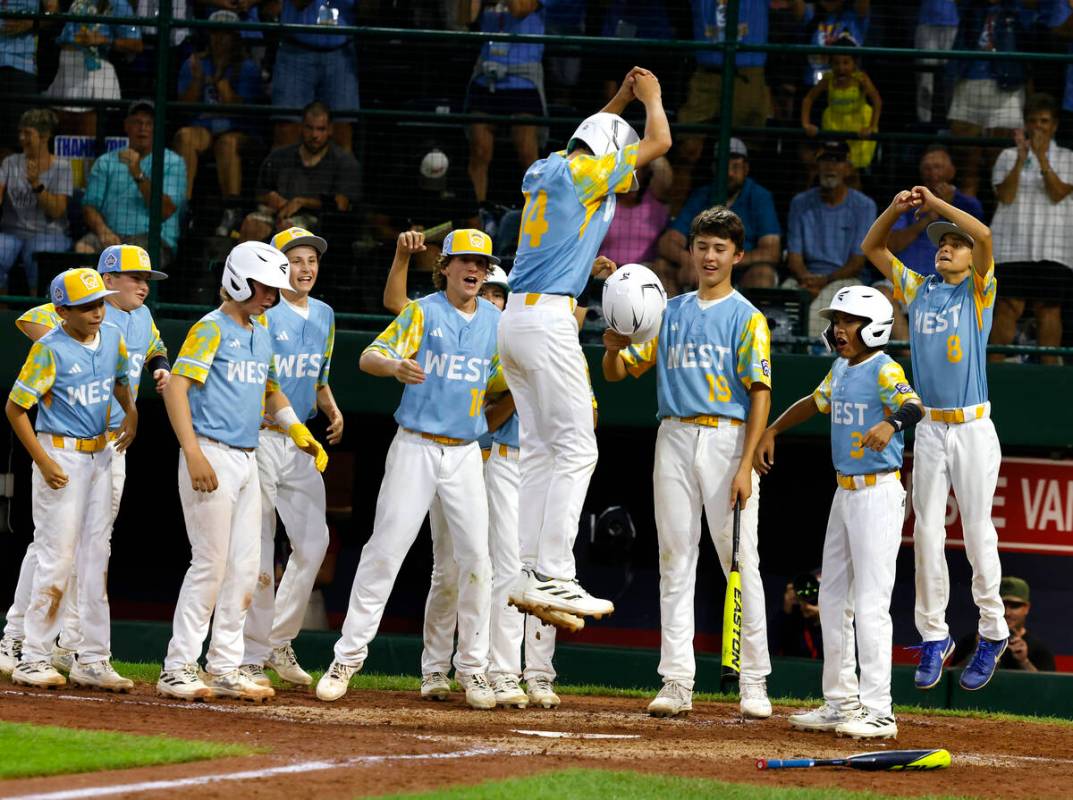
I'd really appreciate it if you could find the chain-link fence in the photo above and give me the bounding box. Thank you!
[1,0,1071,361]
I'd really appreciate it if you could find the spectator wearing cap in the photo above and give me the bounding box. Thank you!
[0,109,73,294]
[174,9,265,235]
[597,156,672,272]
[784,140,876,336]
[76,100,186,270]
[0,0,59,155]
[772,571,824,659]
[656,138,781,296]
[45,0,144,137]
[953,577,1056,672]
[989,93,1073,366]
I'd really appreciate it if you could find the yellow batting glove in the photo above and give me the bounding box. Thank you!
[288,423,329,473]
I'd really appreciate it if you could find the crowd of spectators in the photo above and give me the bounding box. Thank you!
[0,0,1071,359]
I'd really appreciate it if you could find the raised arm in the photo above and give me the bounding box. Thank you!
[862,191,917,281]
[912,184,992,275]
[383,231,425,315]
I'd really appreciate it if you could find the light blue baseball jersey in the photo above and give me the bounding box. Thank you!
[258,298,334,423]
[619,291,772,421]
[891,256,995,409]
[172,309,280,449]
[10,322,130,439]
[508,144,639,298]
[813,353,920,476]
[492,411,520,449]
[17,302,167,429]
[365,293,506,442]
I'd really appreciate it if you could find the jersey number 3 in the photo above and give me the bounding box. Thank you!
[521,190,549,248]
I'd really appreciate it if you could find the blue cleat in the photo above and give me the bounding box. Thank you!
[959,637,1009,691]
[913,636,956,690]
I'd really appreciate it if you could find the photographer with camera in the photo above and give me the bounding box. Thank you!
[772,571,824,659]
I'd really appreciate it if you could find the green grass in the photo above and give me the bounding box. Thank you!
[371,768,974,800]
[0,721,255,779]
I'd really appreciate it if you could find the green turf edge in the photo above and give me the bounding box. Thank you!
[368,767,975,800]
[108,661,1073,728]
[0,720,257,779]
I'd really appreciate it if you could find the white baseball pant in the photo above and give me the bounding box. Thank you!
[334,428,492,676]
[820,478,905,717]
[5,444,126,651]
[243,429,330,666]
[498,293,596,580]
[164,439,261,675]
[912,413,1008,642]
[22,435,114,665]
[652,419,770,686]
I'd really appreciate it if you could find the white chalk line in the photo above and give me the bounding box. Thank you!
[1,747,501,800]
[510,729,641,740]
[958,751,1073,767]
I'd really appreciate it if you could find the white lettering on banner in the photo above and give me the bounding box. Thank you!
[666,343,729,371]
[423,351,489,382]
[226,360,269,384]
[66,378,114,406]
[832,401,868,426]
[273,353,322,379]
[1023,479,1073,532]
[915,303,962,335]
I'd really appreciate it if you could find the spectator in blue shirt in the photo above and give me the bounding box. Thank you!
[272,0,359,152]
[914,0,959,123]
[783,139,876,336]
[793,0,869,87]
[174,9,265,235]
[0,0,58,154]
[75,100,186,269]
[656,138,781,295]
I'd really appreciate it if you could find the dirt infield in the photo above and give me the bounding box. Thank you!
[1,683,1072,799]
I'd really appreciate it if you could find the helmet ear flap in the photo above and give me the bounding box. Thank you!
[821,322,837,352]
[223,263,252,302]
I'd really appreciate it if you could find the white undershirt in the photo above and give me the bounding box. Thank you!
[78,332,101,351]
[455,308,476,323]
[283,297,310,319]
[696,292,735,310]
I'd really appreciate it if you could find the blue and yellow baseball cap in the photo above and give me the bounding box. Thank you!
[97,244,168,280]
[50,268,118,307]
[272,226,327,255]
[442,228,500,265]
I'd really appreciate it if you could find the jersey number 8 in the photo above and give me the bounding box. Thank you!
[946,334,962,363]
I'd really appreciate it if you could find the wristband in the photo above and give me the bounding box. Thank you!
[883,402,923,433]
[147,355,171,374]
[274,405,301,429]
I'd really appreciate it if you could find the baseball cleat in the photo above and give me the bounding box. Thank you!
[913,635,956,690]
[525,676,560,709]
[647,680,692,718]
[268,645,312,686]
[959,637,1008,691]
[739,678,772,719]
[788,702,859,732]
[491,674,528,708]
[69,659,134,692]
[508,571,613,625]
[12,661,66,689]
[458,672,496,710]
[420,671,451,701]
[203,669,275,702]
[241,664,272,688]
[0,636,21,676]
[316,659,361,702]
[51,643,76,674]
[835,708,898,740]
[157,664,212,701]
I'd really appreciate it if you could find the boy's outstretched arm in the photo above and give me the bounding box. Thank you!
[861,190,918,281]
[754,394,822,475]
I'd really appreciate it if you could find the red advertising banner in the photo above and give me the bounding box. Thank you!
[902,456,1073,556]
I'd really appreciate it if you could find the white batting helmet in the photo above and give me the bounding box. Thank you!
[602,263,668,343]
[568,112,640,191]
[818,285,894,351]
[483,265,510,292]
[222,241,291,302]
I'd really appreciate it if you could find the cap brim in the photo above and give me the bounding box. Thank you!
[66,289,120,306]
[927,221,974,248]
[449,249,501,266]
[279,235,327,255]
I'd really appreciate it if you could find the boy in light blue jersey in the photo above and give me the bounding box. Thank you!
[862,185,1009,693]
[318,229,505,710]
[5,268,138,692]
[241,226,343,689]
[603,207,773,720]
[757,286,924,741]
[159,241,327,703]
[1,245,170,681]
[501,67,672,623]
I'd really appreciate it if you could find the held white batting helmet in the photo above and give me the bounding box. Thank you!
[222,241,292,302]
[818,285,895,351]
[602,263,668,344]
[484,265,510,292]
[568,112,641,191]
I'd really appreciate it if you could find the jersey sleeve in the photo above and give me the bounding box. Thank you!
[317,317,335,389]
[890,256,927,306]
[115,336,130,386]
[172,320,222,384]
[9,342,56,409]
[619,337,658,378]
[364,301,425,361]
[16,303,61,336]
[568,143,640,205]
[146,319,168,360]
[877,360,920,412]
[971,259,997,330]
[812,369,834,414]
[486,352,507,394]
[265,351,280,395]
[737,311,772,389]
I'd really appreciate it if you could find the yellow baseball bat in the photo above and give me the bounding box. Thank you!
[721,503,743,680]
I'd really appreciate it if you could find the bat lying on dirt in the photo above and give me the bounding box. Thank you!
[756,748,951,771]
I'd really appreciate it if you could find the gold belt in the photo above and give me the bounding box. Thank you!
[836,470,901,490]
[669,415,743,428]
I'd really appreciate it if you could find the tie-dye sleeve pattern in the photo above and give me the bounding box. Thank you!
[172,320,222,384]
[115,336,130,385]
[266,350,280,395]
[890,256,927,306]
[487,352,507,394]
[877,361,920,412]
[364,302,425,361]
[971,260,996,330]
[9,342,56,409]
[317,318,335,389]
[16,303,60,336]
[568,143,640,205]
[147,319,167,360]
[813,369,834,414]
[619,337,658,378]
[737,311,772,389]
